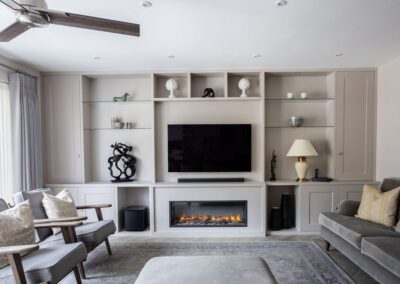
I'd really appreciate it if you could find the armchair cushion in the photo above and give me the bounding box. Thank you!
[361,237,400,278]
[0,201,35,268]
[13,188,55,241]
[75,220,116,250]
[0,242,87,283]
[319,212,400,249]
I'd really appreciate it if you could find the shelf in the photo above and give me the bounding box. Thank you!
[153,97,261,102]
[265,126,334,128]
[83,100,151,104]
[84,128,151,131]
[265,98,334,102]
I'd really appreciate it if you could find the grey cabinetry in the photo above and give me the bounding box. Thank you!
[335,71,375,180]
[43,75,83,183]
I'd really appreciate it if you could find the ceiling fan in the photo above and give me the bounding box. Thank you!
[0,0,140,42]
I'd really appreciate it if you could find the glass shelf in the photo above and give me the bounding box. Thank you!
[265,126,334,128]
[84,128,151,131]
[265,98,334,102]
[82,100,151,104]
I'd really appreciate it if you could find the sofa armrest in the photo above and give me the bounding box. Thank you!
[0,244,39,256]
[337,200,360,216]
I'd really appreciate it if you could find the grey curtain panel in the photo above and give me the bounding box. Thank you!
[9,72,43,192]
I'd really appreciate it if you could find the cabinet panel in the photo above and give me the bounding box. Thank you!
[43,75,83,183]
[79,187,116,222]
[298,185,339,232]
[335,71,375,180]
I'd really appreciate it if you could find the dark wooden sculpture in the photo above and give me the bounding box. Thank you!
[108,142,136,182]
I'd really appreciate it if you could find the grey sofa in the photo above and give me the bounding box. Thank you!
[319,178,400,284]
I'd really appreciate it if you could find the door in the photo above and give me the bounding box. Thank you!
[297,185,340,232]
[335,71,375,180]
[43,75,83,183]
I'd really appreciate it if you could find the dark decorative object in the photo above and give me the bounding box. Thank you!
[124,206,148,231]
[270,207,282,230]
[270,150,277,181]
[108,142,136,182]
[202,88,215,97]
[281,193,295,229]
[311,168,333,182]
[113,93,130,102]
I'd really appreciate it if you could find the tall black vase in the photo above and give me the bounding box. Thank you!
[270,207,282,231]
[281,193,294,229]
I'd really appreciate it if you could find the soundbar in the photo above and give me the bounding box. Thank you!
[178,178,245,183]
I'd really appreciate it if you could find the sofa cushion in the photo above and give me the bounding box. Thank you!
[361,237,400,278]
[381,178,400,221]
[0,242,87,283]
[319,212,400,249]
[13,188,55,241]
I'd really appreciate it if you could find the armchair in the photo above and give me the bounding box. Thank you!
[0,199,87,284]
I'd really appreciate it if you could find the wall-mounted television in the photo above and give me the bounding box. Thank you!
[168,124,251,172]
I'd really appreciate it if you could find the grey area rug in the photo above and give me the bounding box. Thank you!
[61,242,354,284]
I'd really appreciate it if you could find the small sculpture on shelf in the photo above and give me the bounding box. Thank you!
[165,79,178,98]
[113,93,130,102]
[270,150,277,181]
[108,142,136,183]
[238,78,250,98]
[202,88,215,98]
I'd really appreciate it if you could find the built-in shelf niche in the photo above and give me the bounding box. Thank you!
[190,73,226,98]
[154,73,189,99]
[82,74,154,183]
[227,72,262,98]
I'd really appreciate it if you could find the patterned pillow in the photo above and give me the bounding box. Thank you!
[356,184,400,226]
[42,189,78,234]
[0,200,35,268]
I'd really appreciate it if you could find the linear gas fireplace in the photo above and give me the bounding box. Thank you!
[170,200,247,227]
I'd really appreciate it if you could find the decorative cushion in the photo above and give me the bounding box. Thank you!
[0,200,35,268]
[42,189,78,234]
[356,184,400,227]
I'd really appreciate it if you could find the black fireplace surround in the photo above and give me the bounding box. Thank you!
[169,200,247,227]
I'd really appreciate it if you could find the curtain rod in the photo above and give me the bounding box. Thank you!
[0,62,38,79]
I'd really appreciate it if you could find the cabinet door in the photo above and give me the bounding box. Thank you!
[43,75,83,183]
[79,187,116,222]
[335,71,375,180]
[297,185,340,232]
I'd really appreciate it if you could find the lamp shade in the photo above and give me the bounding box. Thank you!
[286,139,318,157]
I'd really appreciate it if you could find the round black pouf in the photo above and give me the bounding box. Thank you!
[281,193,294,229]
[270,207,282,230]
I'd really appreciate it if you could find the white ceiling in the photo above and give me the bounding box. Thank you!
[0,0,400,72]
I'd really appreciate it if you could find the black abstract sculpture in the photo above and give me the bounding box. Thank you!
[108,142,136,182]
[202,88,215,97]
[270,150,277,181]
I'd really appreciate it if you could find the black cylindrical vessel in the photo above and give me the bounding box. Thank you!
[281,193,294,229]
[270,207,282,230]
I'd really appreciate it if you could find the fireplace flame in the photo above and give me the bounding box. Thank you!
[176,214,243,225]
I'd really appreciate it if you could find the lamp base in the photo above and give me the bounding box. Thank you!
[296,177,308,182]
[295,156,309,182]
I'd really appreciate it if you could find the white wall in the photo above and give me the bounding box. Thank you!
[376,56,400,180]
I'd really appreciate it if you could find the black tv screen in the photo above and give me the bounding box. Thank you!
[168,124,251,172]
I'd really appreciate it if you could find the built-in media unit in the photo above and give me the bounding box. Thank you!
[168,124,251,172]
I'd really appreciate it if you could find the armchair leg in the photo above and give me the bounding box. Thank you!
[73,266,82,284]
[105,237,112,256]
[7,253,27,284]
[78,262,86,280]
[323,240,331,251]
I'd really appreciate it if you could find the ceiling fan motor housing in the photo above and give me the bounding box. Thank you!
[16,11,49,28]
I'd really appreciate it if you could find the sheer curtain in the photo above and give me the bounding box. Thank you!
[0,82,13,202]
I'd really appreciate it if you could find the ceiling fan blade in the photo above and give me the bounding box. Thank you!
[0,21,30,42]
[0,0,28,11]
[37,9,140,37]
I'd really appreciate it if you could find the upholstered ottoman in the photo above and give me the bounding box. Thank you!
[135,256,277,284]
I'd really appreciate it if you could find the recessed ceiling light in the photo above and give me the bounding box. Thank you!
[275,0,288,7]
[93,56,101,60]
[252,54,262,58]
[168,55,175,59]
[142,1,152,8]
[335,53,344,57]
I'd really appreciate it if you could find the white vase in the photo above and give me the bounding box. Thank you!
[238,78,250,98]
[165,79,178,98]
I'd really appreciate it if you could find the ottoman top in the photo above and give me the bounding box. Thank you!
[135,256,277,284]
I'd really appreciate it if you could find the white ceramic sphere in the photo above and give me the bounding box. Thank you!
[165,79,178,91]
[238,78,251,90]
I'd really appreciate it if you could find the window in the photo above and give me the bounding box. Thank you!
[0,81,13,203]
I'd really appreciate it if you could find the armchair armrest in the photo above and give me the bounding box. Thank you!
[34,216,87,224]
[338,200,361,216]
[34,221,83,229]
[0,244,39,256]
[76,204,111,210]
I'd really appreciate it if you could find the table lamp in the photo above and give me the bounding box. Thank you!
[286,139,318,182]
